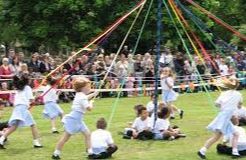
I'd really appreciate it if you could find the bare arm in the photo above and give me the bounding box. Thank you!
[87,92,99,100]
[165,78,173,89]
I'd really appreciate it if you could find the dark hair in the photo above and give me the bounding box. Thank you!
[134,104,145,116]
[158,107,170,119]
[150,93,156,98]
[138,106,147,116]
[13,74,29,90]
[134,104,144,110]
[46,76,57,86]
[96,117,107,129]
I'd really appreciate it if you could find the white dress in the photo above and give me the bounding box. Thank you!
[42,85,64,119]
[207,90,243,136]
[8,85,35,127]
[161,77,178,102]
[62,92,90,134]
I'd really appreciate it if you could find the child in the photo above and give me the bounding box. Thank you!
[0,74,42,149]
[133,104,145,117]
[122,104,145,139]
[126,74,135,97]
[198,77,243,159]
[52,77,98,159]
[42,77,64,133]
[89,118,118,159]
[146,94,155,116]
[160,67,184,119]
[217,116,246,156]
[152,107,185,140]
[0,82,11,107]
[131,107,153,140]
[234,103,246,126]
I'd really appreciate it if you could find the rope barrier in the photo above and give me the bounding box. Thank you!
[0,77,244,94]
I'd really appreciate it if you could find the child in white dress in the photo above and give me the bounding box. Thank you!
[160,67,184,119]
[198,77,243,159]
[52,77,98,159]
[89,118,118,159]
[0,74,42,149]
[42,77,64,133]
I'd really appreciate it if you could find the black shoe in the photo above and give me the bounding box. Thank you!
[0,144,6,149]
[88,154,101,159]
[179,110,184,119]
[123,135,131,139]
[52,131,59,134]
[170,116,175,120]
[34,145,43,148]
[232,154,241,159]
[52,155,61,159]
[197,151,206,159]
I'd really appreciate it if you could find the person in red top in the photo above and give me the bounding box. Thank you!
[0,58,14,79]
[0,82,12,107]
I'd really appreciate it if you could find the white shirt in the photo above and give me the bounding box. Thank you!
[132,117,151,132]
[14,85,34,106]
[165,54,173,64]
[71,92,90,113]
[161,77,174,91]
[234,107,246,118]
[91,129,114,150]
[42,85,58,103]
[215,90,243,111]
[146,101,154,113]
[219,64,229,76]
[152,118,170,134]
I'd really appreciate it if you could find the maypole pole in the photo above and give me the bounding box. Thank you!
[154,0,162,127]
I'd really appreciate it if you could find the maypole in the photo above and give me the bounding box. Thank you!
[154,0,162,127]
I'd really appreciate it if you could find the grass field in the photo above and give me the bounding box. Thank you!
[0,90,245,160]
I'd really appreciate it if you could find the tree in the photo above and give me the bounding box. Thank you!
[0,0,244,53]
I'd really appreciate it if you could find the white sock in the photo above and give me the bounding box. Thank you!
[33,139,42,146]
[52,128,57,132]
[199,147,207,155]
[54,149,61,156]
[232,148,240,155]
[170,113,175,117]
[0,136,5,145]
[87,148,93,154]
[178,109,181,114]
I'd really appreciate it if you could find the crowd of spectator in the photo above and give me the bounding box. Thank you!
[0,46,245,105]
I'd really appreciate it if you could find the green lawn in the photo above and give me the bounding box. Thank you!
[0,90,245,160]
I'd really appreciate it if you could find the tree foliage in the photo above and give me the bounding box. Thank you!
[0,0,245,53]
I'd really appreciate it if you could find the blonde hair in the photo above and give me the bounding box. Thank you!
[161,67,175,79]
[20,63,28,71]
[72,77,90,92]
[222,77,239,90]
